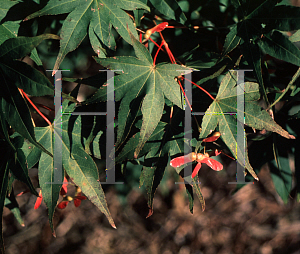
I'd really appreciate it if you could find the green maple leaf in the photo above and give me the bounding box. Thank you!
[222,1,300,104]
[0,21,19,46]
[85,31,192,157]
[197,71,294,180]
[21,100,115,233]
[115,106,185,162]
[25,0,150,72]
[115,106,186,215]
[0,0,44,65]
[149,0,187,25]
[0,35,60,156]
[139,117,186,215]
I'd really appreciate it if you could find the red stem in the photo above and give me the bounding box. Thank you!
[154,30,191,110]
[149,37,176,64]
[164,42,176,64]
[148,24,211,134]
[36,103,54,111]
[20,89,52,126]
[150,24,204,131]
[149,37,161,48]
[158,31,175,64]
[221,151,235,160]
[183,77,215,101]
[177,79,192,111]
[153,41,164,66]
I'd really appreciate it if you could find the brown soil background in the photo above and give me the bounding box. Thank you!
[3,160,300,254]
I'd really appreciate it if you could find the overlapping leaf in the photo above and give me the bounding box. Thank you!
[9,135,38,196]
[86,31,192,157]
[267,4,300,32]
[140,152,168,218]
[222,1,300,105]
[21,100,115,231]
[0,0,20,49]
[149,0,187,25]
[117,107,186,161]
[257,30,300,67]
[0,0,19,21]
[270,137,292,204]
[4,195,24,227]
[0,1,42,63]
[105,102,184,215]
[197,71,294,180]
[0,21,19,45]
[221,25,240,59]
[0,35,58,95]
[289,30,300,43]
[220,1,277,103]
[25,0,150,73]
[0,35,59,157]
[133,0,147,26]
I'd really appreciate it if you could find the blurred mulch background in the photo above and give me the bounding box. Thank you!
[3,158,300,254]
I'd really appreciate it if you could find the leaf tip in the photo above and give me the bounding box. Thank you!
[146,208,153,218]
[289,134,296,139]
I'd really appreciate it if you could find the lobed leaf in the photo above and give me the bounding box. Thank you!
[0,34,60,61]
[63,144,116,228]
[21,100,114,230]
[26,0,150,73]
[91,31,191,157]
[258,30,300,67]
[149,0,187,25]
[197,71,294,180]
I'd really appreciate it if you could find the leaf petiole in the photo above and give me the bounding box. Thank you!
[19,89,52,127]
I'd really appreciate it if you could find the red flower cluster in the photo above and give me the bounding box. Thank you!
[170,151,223,178]
[34,177,86,209]
[57,192,86,209]
[170,132,223,178]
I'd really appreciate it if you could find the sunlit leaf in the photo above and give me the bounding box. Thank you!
[87,31,191,157]
[197,71,294,180]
